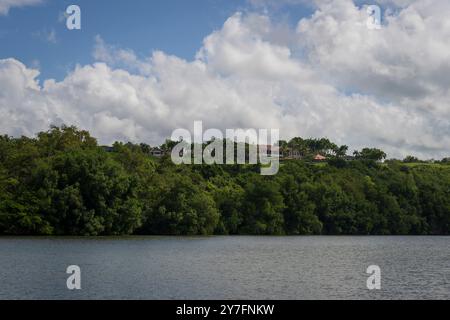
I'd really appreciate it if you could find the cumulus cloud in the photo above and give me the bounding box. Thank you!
[0,0,42,15]
[93,36,153,75]
[0,0,449,159]
[297,0,450,111]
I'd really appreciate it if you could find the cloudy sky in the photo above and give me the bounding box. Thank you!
[0,0,449,159]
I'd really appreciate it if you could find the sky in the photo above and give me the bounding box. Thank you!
[0,0,449,159]
[0,0,313,80]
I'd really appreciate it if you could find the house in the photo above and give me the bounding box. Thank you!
[287,148,302,159]
[150,147,165,157]
[313,154,327,161]
[280,147,302,160]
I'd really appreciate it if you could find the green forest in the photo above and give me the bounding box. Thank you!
[0,126,449,236]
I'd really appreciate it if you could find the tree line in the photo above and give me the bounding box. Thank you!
[0,126,449,236]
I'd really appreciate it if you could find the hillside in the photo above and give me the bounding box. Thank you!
[0,126,449,236]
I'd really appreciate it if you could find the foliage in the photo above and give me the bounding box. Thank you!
[0,127,449,235]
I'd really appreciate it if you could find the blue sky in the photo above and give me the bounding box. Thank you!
[0,0,313,80]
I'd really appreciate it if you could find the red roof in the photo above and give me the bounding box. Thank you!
[314,154,327,160]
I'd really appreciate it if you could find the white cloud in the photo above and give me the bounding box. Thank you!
[297,0,450,112]
[93,35,152,75]
[0,0,42,15]
[0,0,449,159]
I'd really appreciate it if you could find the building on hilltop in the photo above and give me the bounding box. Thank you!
[150,147,165,157]
[313,154,327,161]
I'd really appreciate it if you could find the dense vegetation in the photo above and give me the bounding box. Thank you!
[0,126,449,236]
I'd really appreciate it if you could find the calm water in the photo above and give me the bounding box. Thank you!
[0,236,448,300]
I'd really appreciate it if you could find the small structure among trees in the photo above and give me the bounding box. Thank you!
[314,154,327,161]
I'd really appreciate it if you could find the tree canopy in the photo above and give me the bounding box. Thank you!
[0,126,449,235]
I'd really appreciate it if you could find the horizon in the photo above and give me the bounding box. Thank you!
[3,124,448,162]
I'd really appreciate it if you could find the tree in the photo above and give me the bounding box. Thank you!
[140,143,151,154]
[277,175,322,234]
[36,125,97,156]
[336,145,349,157]
[0,126,448,236]
[35,149,143,235]
[403,155,420,163]
[239,175,285,234]
[209,175,245,234]
[139,169,220,235]
[354,148,387,161]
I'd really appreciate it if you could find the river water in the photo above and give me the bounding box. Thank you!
[0,236,448,299]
